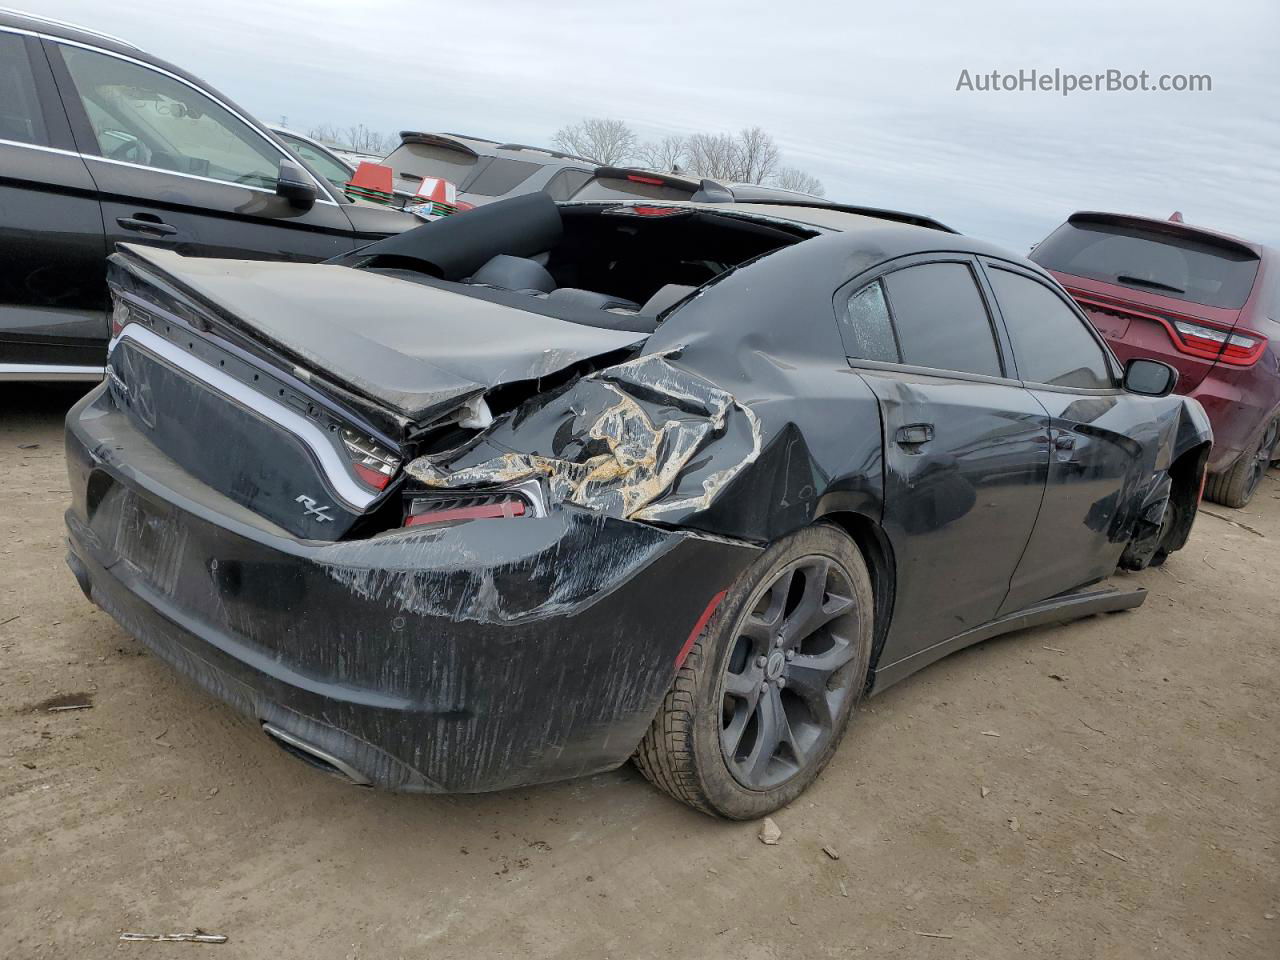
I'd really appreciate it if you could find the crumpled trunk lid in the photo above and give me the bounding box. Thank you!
[111,244,648,427]
[104,246,648,539]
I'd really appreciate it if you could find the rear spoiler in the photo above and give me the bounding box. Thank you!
[732,200,957,234]
[395,132,480,157]
[1068,211,1260,259]
[589,168,956,233]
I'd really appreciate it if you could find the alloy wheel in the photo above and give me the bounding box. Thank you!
[719,556,862,790]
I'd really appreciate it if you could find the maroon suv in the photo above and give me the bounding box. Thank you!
[1032,212,1279,507]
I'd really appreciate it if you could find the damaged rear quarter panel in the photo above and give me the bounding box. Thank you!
[407,235,888,544]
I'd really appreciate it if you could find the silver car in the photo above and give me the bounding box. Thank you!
[382,132,596,207]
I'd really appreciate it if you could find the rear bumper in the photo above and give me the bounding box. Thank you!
[64,385,757,792]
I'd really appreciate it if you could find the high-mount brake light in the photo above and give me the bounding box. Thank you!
[626,174,665,185]
[404,493,528,527]
[341,429,401,491]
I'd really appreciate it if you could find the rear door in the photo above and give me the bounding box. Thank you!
[981,261,1148,610]
[44,39,357,265]
[837,256,1051,661]
[0,30,106,375]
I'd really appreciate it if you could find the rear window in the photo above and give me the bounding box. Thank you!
[465,157,540,197]
[1031,220,1260,310]
[570,176,695,202]
[383,141,479,186]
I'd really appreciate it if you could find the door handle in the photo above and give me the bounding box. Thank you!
[895,423,934,446]
[117,216,177,237]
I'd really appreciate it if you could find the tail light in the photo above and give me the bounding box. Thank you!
[404,491,530,527]
[341,428,401,491]
[1169,319,1267,366]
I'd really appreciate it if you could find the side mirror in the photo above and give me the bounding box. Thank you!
[1124,358,1178,397]
[275,159,317,210]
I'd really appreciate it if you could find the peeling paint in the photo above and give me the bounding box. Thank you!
[406,354,762,521]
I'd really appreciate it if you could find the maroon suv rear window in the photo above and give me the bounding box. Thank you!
[1031,221,1259,310]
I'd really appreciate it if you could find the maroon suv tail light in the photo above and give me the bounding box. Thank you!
[1169,319,1267,366]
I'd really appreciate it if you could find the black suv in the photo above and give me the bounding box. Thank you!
[0,10,414,381]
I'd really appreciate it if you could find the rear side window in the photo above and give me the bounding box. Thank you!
[882,262,1003,377]
[465,157,540,197]
[1031,220,1260,310]
[988,268,1115,389]
[839,280,898,362]
[0,32,48,146]
[543,168,593,201]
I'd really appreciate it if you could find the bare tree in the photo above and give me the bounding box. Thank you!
[307,122,396,156]
[552,118,638,165]
[734,126,780,184]
[772,166,825,197]
[636,134,687,173]
[683,132,741,180]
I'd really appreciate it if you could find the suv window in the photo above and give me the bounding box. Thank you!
[543,168,593,201]
[465,157,540,197]
[989,268,1115,389]
[0,32,48,146]
[1031,220,1260,310]
[59,45,283,189]
[383,141,478,187]
[882,262,1003,377]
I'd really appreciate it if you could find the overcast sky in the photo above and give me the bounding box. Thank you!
[35,0,1280,249]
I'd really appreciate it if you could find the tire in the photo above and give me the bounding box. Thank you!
[632,523,875,819]
[1205,415,1279,509]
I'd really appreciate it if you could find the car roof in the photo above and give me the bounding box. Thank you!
[0,7,138,53]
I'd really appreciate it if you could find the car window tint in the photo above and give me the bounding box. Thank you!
[278,133,352,189]
[465,157,540,197]
[989,268,1114,388]
[543,168,594,201]
[882,262,1002,377]
[839,280,899,362]
[1031,220,1260,310]
[0,33,48,146]
[60,45,281,189]
[383,142,479,186]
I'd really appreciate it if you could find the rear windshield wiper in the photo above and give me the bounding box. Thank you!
[1115,274,1185,294]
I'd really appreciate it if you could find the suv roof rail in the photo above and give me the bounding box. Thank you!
[0,7,137,47]
[495,143,596,164]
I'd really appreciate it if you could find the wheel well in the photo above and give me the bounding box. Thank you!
[816,511,895,693]
[1167,441,1212,551]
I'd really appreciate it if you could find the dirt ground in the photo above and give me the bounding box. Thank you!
[1,382,1276,960]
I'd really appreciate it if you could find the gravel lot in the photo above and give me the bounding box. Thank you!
[2,383,1277,960]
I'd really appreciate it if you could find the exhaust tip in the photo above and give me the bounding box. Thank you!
[262,722,372,787]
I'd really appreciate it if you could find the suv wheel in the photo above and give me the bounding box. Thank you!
[632,523,874,819]
[1205,415,1279,508]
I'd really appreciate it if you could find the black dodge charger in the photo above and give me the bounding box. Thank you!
[64,194,1212,818]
